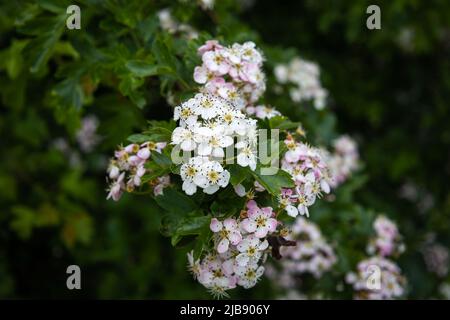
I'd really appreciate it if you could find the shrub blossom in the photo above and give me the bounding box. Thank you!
[367,215,404,257]
[172,93,258,195]
[188,200,280,298]
[422,243,449,277]
[194,40,266,109]
[246,105,281,119]
[157,9,198,39]
[267,217,336,285]
[346,215,406,300]
[106,141,166,201]
[76,115,101,153]
[346,256,406,300]
[324,135,359,188]
[274,57,328,110]
[279,135,331,217]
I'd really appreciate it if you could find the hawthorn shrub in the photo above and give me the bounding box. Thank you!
[0,0,448,299]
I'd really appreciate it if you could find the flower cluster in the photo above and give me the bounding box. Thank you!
[152,175,171,197]
[347,215,406,299]
[106,141,166,201]
[274,57,328,110]
[422,243,449,277]
[194,40,266,109]
[266,217,336,288]
[172,93,258,195]
[76,115,101,153]
[279,135,331,217]
[367,215,404,257]
[324,135,359,188]
[246,105,281,120]
[345,256,406,300]
[157,9,198,39]
[188,200,279,297]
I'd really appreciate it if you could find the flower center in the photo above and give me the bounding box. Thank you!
[208,170,219,183]
[181,108,192,118]
[186,166,196,177]
[255,216,266,227]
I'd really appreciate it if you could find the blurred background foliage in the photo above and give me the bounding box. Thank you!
[0,0,449,299]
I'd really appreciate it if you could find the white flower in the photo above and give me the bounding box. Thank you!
[180,156,205,195]
[171,127,196,151]
[236,141,257,170]
[235,262,265,289]
[194,160,230,194]
[210,218,243,253]
[236,235,268,266]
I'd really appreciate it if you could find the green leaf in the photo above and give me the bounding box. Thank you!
[126,60,158,77]
[127,134,153,143]
[170,214,211,246]
[250,166,294,195]
[151,151,172,168]
[155,187,197,216]
[228,164,250,186]
[268,115,302,130]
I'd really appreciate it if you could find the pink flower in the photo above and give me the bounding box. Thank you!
[241,201,278,238]
[198,40,223,56]
[203,50,230,75]
[194,66,214,84]
[210,218,243,253]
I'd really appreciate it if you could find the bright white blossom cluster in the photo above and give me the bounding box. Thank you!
[274,57,328,110]
[345,256,406,300]
[106,141,166,201]
[267,217,336,286]
[157,9,198,39]
[194,40,266,109]
[279,136,331,218]
[367,215,405,257]
[188,200,279,297]
[172,93,258,195]
[324,135,359,188]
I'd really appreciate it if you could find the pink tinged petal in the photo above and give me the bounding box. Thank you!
[210,218,222,233]
[266,218,278,233]
[228,231,242,245]
[233,184,246,197]
[254,227,268,238]
[223,218,238,230]
[137,148,150,160]
[247,207,260,219]
[241,219,257,233]
[246,200,258,210]
[222,259,234,276]
[217,238,230,254]
[261,207,274,217]
[193,66,208,84]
